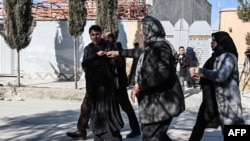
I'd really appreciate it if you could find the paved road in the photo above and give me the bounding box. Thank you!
[1,77,250,141]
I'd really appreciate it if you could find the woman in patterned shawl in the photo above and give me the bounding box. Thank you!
[107,15,185,141]
[189,31,245,141]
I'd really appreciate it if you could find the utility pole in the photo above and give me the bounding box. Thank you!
[218,0,221,30]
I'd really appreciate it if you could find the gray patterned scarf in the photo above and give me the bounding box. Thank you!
[134,15,176,84]
[134,49,145,84]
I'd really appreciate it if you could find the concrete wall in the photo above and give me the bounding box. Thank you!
[0,37,15,74]
[0,19,215,80]
[22,20,79,80]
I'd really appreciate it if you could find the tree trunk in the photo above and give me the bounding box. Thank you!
[67,0,87,89]
[17,50,20,87]
[73,37,78,89]
[96,0,118,39]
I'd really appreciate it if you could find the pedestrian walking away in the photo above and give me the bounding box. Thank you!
[185,47,199,88]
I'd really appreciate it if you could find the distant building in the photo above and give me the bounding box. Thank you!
[0,0,214,80]
[146,0,211,25]
[0,0,211,25]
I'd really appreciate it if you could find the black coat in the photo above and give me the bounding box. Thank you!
[82,40,124,134]
[178,54,187,77]
[185,51,199,82]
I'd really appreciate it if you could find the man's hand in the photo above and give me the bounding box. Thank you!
[130,83,139,103]
[96,50,106,56]
[106,51,119,58]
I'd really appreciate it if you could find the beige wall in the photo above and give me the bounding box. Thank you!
[220,8,250,89]
[124,21,144,75]
[220,8,250,66]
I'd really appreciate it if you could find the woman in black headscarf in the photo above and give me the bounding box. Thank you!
[189,31,245,141]
[107,15,185,141]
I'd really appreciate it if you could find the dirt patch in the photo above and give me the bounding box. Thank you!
[0,86,85,101]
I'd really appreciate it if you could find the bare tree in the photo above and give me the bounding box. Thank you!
[68,0,87,89]
[0,0,34,87]
[95,0,118,39]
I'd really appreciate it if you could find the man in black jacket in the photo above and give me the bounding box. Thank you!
[66,28,141,140]
[177,46,187,91]
[66,26,123,140]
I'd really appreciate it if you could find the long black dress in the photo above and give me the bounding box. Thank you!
[81,41,124,137]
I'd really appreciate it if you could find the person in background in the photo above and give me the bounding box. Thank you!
[177,46,187,92]
[128,42,140,86]
[185,46,199,88]
[189,31,245,141]
[67,25,124,141]
[103,32,141,138]
[106,15,185,141]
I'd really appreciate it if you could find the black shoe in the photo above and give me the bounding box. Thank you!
[187,83,193,88]
[66,131,86,139]
[126,131,141,138]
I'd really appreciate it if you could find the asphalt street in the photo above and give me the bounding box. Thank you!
[1,77,250,141]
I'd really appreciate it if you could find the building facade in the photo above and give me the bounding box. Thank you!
[147,0,211,25]
[220,8,250,66]
[219,8,250,89]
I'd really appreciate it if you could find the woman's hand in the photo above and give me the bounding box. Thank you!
[189,67,200,80]
[130,83,139,103]
[191,74,200,80]
[106,51,119,57]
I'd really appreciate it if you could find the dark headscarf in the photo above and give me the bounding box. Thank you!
[200,31,238,86]
[212,31,238,59]
[186,47,194,53]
